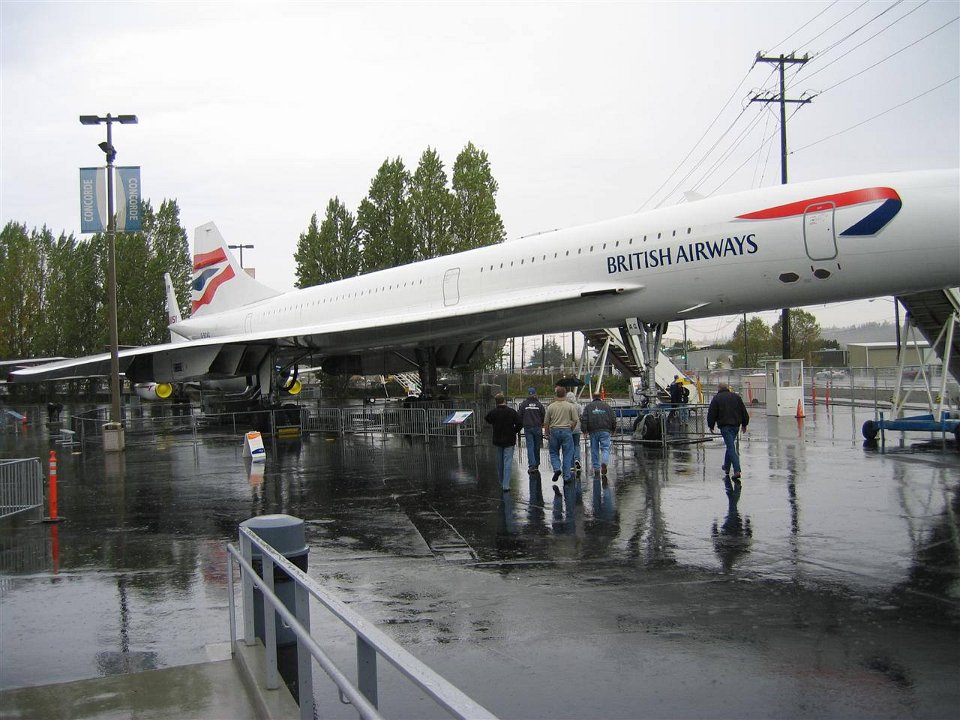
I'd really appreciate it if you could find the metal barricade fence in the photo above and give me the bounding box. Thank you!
[301,407,344,434]
[228,526,498,720]
[0,458,43,520]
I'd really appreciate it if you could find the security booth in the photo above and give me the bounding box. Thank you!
[765,359,805,417]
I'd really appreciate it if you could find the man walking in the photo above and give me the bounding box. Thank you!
[581,392,617,476]
[517,388,546,472]
[543,386,579,484]
[485,393,523,492]
[707,382,750,481]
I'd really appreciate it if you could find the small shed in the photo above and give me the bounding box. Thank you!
[846,340,931,368]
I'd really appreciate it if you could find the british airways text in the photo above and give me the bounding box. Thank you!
[607,234,758,274]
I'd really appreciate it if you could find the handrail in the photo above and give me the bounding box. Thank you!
[228,526,498,720]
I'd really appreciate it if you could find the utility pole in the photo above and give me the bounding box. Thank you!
[751,52,812,360]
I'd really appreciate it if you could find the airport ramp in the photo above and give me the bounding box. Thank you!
[582,328,687,392]
[896,288,960,382]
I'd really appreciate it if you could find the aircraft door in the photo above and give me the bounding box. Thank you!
[803,202,838,261]
[443,268,460,307]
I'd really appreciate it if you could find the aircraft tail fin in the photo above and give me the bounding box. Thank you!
[164,272,188,343]
[191,222,281,316]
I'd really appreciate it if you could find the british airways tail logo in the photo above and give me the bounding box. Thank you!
[192,248,235,312]
[736,187,902,236]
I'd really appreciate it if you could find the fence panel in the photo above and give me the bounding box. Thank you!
[0,458,43,520]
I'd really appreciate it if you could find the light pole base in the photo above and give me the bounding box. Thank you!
[104,423,125,452]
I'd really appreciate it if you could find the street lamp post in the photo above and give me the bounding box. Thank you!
[79,113,137,430]
[228,243,254,268]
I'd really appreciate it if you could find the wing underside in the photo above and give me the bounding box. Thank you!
[12,282,636,383]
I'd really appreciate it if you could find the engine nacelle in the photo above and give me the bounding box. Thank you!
[134,382,174,401]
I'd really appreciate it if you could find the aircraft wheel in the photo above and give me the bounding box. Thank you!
[634,414,662,442]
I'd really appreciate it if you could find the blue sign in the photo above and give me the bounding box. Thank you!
[79,167,106,233]
[116,166,141,232]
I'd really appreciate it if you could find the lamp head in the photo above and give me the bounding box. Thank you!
[98,141,117,163]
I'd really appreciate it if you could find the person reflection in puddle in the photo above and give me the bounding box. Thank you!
[552,483,578,535]
[712,477,752,572]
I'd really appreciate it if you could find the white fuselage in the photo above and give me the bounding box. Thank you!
[177,169,958,353]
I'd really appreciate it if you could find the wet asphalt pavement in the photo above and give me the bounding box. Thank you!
[1,401,958,719]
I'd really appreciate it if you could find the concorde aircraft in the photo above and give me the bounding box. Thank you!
[12,169,960,403]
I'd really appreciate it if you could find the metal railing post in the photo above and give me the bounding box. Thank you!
[357,636,379,708]
[263,554,279,690]
[295,583,314,719]
[240,533,255,646]
[227,552,237,649]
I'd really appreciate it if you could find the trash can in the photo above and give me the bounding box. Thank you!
[240,514,308,647]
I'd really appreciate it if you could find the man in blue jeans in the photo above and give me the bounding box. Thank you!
[543,387,579,484]
[707,382,750,481]
[517,388,546,472]
[581,392,617,476]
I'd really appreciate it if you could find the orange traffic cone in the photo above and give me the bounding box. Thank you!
[600,386,606,400]
[796,398,805,419]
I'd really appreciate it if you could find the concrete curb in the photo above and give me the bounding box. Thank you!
[233,641,301,720]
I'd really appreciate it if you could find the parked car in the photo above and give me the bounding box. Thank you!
[815,369,847,380]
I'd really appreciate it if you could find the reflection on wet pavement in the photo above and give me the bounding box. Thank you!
[1,402,957,717]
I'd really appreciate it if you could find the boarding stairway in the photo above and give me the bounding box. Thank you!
[392,372,423,397]
[581,327,687,395]
[896,288,960,383]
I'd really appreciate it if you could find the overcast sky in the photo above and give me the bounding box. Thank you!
[2,1,957,342]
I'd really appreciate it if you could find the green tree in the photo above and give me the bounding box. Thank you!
[451,142,505,251]
[527,339,568,369]
[32,228,79,357]
[358,158,415,272]
[148,199,192,329]
[732,316,776,367]
[409,147,454,261]
[116,214,155,346]
[0,222,42,358]
[294,198,362,287]
[772,309,823,363]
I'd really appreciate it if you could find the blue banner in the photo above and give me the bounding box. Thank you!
[116,166,142,232]
[79,167,106,233]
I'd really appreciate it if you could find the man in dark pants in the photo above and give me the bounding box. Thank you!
[485,393,523,492]
[707,382,750,481]
[517,388,546,472]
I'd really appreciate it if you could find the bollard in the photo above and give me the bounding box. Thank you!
[240,514,309,700]
[42,450,65,523]
[48,450,58,520]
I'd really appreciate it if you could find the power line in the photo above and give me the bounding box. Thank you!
[637,66,757,211]
[795,0,871,55]
[802,0,934,84]
[791,74,959,154]
[813,0,906,61]
[769,0,840,54]
[820,14,958,94]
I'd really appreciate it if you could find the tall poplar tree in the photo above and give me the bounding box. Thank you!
[451,142,506,251]
[294,198,362,287]
[0,222,42,358]
[409,147,454,261]
[357,158,414,272]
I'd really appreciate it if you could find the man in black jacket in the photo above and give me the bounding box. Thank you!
[485,393,523,492]
[580,393,617,476]
[517,388,546,472]
[707,382,750,481]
